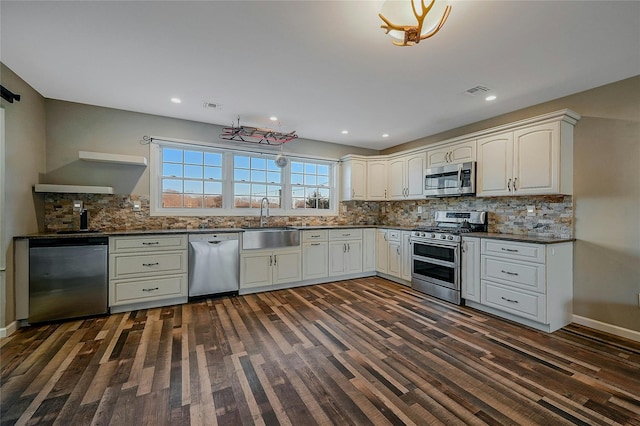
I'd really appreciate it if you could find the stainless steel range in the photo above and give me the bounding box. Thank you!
[411,211,487,305]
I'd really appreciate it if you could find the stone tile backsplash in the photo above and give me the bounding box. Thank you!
[43,194,573,238]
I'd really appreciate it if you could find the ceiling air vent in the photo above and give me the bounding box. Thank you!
[203,101,223,110]
[465,85,491,97]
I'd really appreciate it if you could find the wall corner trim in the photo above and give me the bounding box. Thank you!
[572,315,640,343]
[0,321,19,338]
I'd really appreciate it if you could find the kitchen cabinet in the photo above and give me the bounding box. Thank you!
[367,159,388,200]
[401,231,412,282]
[388,152,425,200]
[341,156,367,201]
[461,236,481,303]
[328,229,363,276]
[376,229,388,273]
[387,230,402,278]
[469,238,573,333]
[302,230,328,280]
[362,228,377,272]
[109,235,188,312]
[426,139,476,168]
[241,248,301,289]
[477,120,574,196]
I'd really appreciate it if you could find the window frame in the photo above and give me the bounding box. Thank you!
[150,139,338,217]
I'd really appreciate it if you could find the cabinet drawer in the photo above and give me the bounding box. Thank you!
[109,235,188,253]
[481,256,545,293]
[387,230,401,242]
[110,251,187,278]
[302,229,328,242]
[481,239,545,263]
[328,229,363,240]
[481,281,546,323]
[110,275,186,306]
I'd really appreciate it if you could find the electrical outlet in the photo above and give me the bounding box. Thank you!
[526,205,535,216]
[132,201,141,212]
[72,200,83,212]
[342,205,347,213]
[417,206,423,214]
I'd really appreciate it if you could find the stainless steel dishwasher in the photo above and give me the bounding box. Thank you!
[29,237,109,323]
[188,233,239,298]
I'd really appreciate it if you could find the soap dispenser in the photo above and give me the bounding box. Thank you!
[79,209,89,231]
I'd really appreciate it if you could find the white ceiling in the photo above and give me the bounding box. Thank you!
[1,1,639,150]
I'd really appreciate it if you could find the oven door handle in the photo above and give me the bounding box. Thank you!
[411,239,460,250]
[412,254,457,269]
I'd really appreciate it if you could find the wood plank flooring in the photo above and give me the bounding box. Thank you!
[1,277,639,425]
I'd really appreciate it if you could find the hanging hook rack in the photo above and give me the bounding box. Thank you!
[219,115,298,146]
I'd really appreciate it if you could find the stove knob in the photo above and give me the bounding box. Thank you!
[419,232,425,237]
[440,234,446,239]
[448,235,454,240]
[430,233,436,238]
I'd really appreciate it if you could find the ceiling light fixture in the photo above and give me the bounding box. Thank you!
[341,130,349,135]
[269,116,278,121]
[379,0,452,46]
[170,97,182,104]
[382,134,389,138]
[485,95,497,101]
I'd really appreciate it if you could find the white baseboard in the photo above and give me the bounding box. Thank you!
[572,315,640,343]
[0,321,18,338]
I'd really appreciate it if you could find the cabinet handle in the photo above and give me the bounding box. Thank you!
[501,270,519,276]
[310,243,321,246]
[507,178,512,191]
[352,188,355,198]
[347,243,350,253]
[384,189,387,198]
[397,247,400,255]
[273,255,277,266]
[513,177,518,191]
[343,243,347,253]
[501,248,519,253]
[142,287,159,292]
[342,233,351,237]
[142,262,159,267]
[501,296,519,303]
[311,234,321,238]
[142,242,159,246]
[269,255,273,266]
[462,242,466,253]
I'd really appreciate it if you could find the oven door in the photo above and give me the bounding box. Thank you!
[411,240,459,290]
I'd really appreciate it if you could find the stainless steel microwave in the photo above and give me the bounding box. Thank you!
[424,161,476,197]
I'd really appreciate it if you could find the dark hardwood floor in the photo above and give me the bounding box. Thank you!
[1,277,639,425]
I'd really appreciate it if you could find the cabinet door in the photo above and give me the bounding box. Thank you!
[477,132,514,197]
[388,241,402,278]
[345,241,363,274]
[387,157,406,200]
[328,241,347,276]
[362,228,377,272]
[401,232,412,281]
[449,140,476,164]
[341,159,366,201]
[513,122,560,195]
[376,230,388,273]
[367,160,388,200]
[426,147,450,168]
[303,242,328,280]
[406,153,425,199]
[461,237,481,303]
[273,251,302,285]
[240,252,272,288]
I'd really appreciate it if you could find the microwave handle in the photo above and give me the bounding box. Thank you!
[458,164,463,188]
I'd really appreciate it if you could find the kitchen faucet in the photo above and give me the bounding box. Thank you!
[259,197,269,227]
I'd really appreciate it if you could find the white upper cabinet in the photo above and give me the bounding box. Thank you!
[388,152,425,200]
[367,159,388,201]
[426,140,476,168]
[341,157,367,201]
[477,118,574,197]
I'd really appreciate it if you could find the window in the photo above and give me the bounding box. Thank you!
[291,161,331,210]
[160,147,223,209]
[233,155,282,208]
[150,140,337,216]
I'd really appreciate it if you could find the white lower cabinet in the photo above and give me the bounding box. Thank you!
[241,248,301,289]
[401,231,412,282]
[362,228,377,272]
[387,230,402,279]
[328,239,362,276]
[302,230,329,280]
[376,229,388,273]
[109,235,188,311]
[461,237,481,303]
[467,238,573,333]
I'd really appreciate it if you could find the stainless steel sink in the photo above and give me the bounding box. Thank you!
[241,227,300,250]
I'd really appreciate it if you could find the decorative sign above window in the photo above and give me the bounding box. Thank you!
[219,116,298,146]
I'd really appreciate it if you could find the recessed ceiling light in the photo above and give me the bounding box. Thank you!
[170,97,182,104]
[382,133,389,138]
[485,95,497,101]
[341,130,349,135]
[269,116,278,121]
